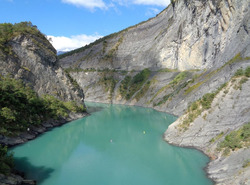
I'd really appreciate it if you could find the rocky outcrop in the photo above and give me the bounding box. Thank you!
[59,0,249,71]
[0,33,84,103]
[0,112,87,147]
[164,74,250,185]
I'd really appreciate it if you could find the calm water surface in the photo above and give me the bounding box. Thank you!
[11,102,213,185]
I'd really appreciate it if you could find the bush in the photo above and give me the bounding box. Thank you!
[126,69,151,100]
[0,76,85,135]
[120,69,151,100]
[0,22,43,54]
[218,122,250,153]
[245,67,250,77]
[234,69,244,76]
[0,145,14,175]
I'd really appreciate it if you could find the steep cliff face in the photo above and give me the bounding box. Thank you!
[0,30,84,103]
[165,71,250,184]
[59,0,249,71]
[57,0,250,184]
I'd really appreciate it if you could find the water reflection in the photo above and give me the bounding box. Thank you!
[14,157,54,184]
[11,103,212,185]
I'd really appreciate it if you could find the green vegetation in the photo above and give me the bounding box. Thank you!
[179,65,250,131]
[158,68,178,72]
[150,72,188,105]
[218,122,250,156]
[210,132,224,143]
[135,81,151,101]
[245,67,250,77]
[119,76,132,98]
[234,69,244,76]
[0,76,85,136]
[64,70,81,89]
[0,145,14,175]
[104,35,124,60]
[99,75,117,99]
[120,69,151,100]
[242,159,250,168]
[184,53,249,95]
[179,83,227,131]
[233,67,250,90]
[169,72,187,87]
[0,22,45,55]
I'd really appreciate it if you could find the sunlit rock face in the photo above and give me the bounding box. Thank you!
[0,33,84,103]
[59,0,249,71]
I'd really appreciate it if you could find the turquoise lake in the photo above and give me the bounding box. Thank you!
[11,102,213,185]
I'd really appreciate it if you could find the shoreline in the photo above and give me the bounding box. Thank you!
[162,134,216,185]
[87,100,217,184]
[0,112,88,185]
[87,100,215,184]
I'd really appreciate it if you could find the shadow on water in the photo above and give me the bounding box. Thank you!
[14,157,54,184]
[86,105,104,114]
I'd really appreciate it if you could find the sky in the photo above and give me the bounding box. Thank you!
[0,0,170,52]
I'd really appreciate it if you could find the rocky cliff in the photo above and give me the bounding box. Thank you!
[59,0,249,71]
[0,24,84,103]
[57,0,250,184]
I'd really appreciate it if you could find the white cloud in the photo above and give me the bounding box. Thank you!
[62,0,170,10]
[133,0,170,6]
[112,0,170,7]
[47,34,103,52]
[61,0,107,10]
[145,7,160,16]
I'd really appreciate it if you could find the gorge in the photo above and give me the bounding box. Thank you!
[0,0,250,184]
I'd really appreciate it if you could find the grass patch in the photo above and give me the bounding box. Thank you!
[242,159,250,168]
[217,122,250,155]
[134,81,151,101]
[119,69,151,100]
[179,83,227,131]
[210,132,224,143]
[169,72,187,87]
[99,74,117,100]
[104,35,124,60]
[119,76,132,99]
[150,72,187,103]
[158,68,178,72]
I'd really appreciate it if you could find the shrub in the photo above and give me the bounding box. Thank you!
[218,122,250,154]
[0,76,85,135]
[0,145,14,175]
[120,69,151,100]
[245,67,250,77]
[234,68,244,76]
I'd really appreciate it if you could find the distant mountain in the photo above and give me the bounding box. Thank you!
[57,51,66,55]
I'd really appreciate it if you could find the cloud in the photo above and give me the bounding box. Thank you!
[145,7,160,16]
[47,34,103,52]
[112,0,170,7]
[62,0,170,10]
[133,0,170,6]
[61,0,107,10]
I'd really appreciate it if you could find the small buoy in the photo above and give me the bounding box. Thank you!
[143,131,146,134]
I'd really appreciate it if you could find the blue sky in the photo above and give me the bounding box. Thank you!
[0,0,170,51]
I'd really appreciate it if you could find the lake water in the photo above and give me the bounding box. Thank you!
[11,102,213,185]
